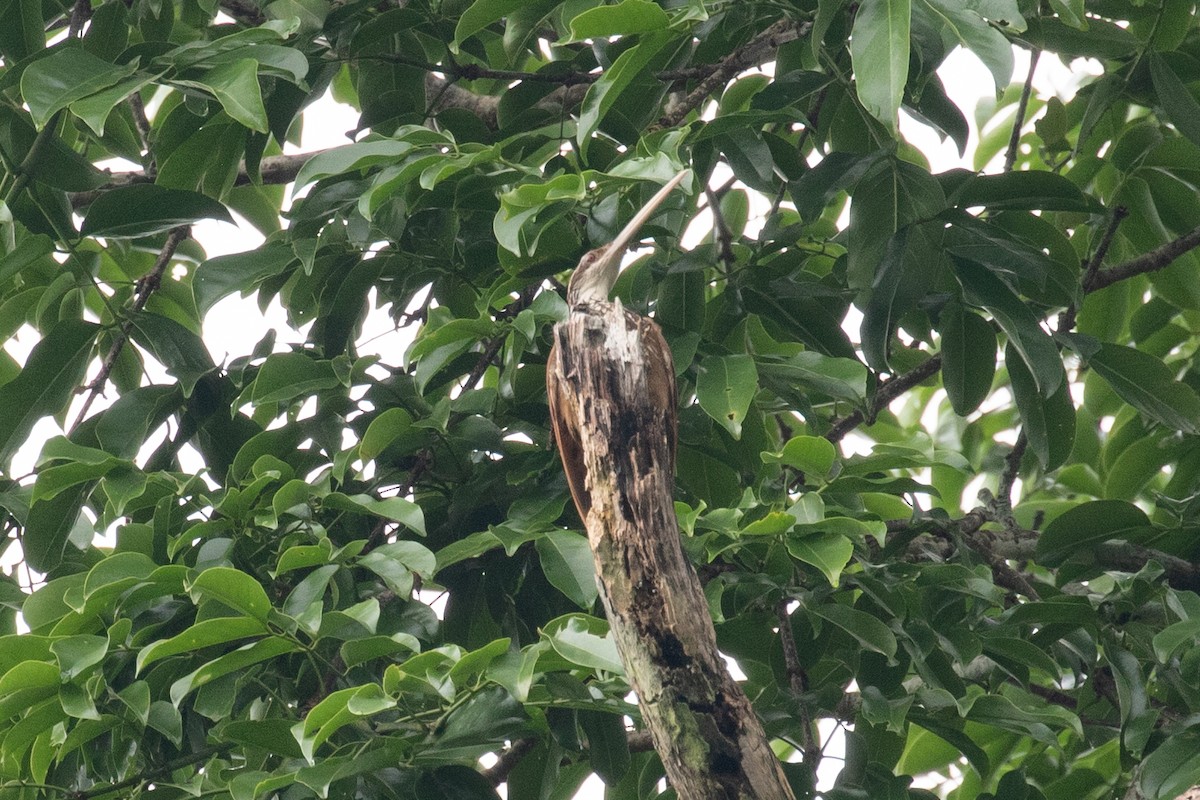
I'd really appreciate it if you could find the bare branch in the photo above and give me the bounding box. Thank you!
[1003,48,1041,173]
[71,227,191,431]
[776,599,820,767]
[826,355,942,443]
[1089,219,1200,291]
[653,18,809,131]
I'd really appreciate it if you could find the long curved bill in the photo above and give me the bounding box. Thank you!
[591,169,691,274]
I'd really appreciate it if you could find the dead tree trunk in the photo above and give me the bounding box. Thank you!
[550,301,796,800]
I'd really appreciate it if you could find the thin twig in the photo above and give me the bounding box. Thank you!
[826,355,942,443]
[996,431,1027,510]
[776,598,820,767]
[1003,49,1041,173]
[128,92,156,177]
[1059,206,1129,331]
[71,226,190,430]
[68,744,232,799]
[704,184,736,273]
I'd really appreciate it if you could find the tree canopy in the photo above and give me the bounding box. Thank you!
[3,0,1200,798]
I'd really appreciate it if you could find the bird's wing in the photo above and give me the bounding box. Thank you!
[547,339,592,520]
[640,315,677,474]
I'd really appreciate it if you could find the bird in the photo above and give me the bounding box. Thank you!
[546,170,689,523]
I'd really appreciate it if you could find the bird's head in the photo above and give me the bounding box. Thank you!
[566,170,690,306]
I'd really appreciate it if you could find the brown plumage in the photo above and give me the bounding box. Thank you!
[547,171,688,521]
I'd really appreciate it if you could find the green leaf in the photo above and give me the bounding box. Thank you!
[808,603,897,659]
[358,542,436,595]
[294,684,394,761]
[50,635,108,679]
[579,709,631,784]
[916,0,1011,93]
[199,58,269,132]
[1035,500,1153,566]
[1006,341,1075,470]
[1085,343,1200,434]
[170,637,299,705]
[1140,733,1200,800]
[1153,618,1200,662]
[80,185,234,238]
[545,616,624,674]
[187,567,274,622]
[250,352,341,406]
[194,246,297,316]
[578,32,672,159]
[69,72,161,136]
[1149,53,1200,150]
[535,531,597,609]
[695,354,758,439]
[359,408,414,462]
[566,0,670,42]
[951,170,1101,213]
[0,319,97,467]
[940,300,996,415]
[137,616,268,672]
[953,257,1064,397]
[1046,0,1084,27]
[453,0,526,50]
[762,435,837,478]
[0,0,43,63]
[324,493,425,535]
[20,47,139,128]
[786,531,854,587]
[849,0,911,132]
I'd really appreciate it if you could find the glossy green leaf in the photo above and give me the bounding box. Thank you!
[0,320,97,467]
[199,59,269,132]
[535,531,597,609]
[20,47,138,128]
[787,531,854,588]
[137,616,268,672]
[849,0,911,131]
[916,0,1011,92]
[696,354,758,439]
[954,257,1064,397]
[194,246,297,316]
[1006,341,1075,470]
[578,32,672,159]
[1140,733,1200,800]
[187,567,274,622]
[250,352,341,406]
[80,185,234,238]
[1086,343,1200,434]
[545,616,623,674]
[1149,53,1200,149]
[324,493,425,535]
[809,603,897,658]
[940,300,996,415]
[1035,500,1153,566]
[566,0,669,41]
[762,435,837,478]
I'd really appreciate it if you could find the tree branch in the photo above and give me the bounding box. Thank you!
[71,226,191,431]
[1003,48,1041,173]
[1088,219,1200,291]
[826,355,942,443]
[69,744,232,799]
[776,598,820,767]
[653,18,809,131]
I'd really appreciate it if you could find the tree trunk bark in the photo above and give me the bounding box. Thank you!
[550,302,796,800]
